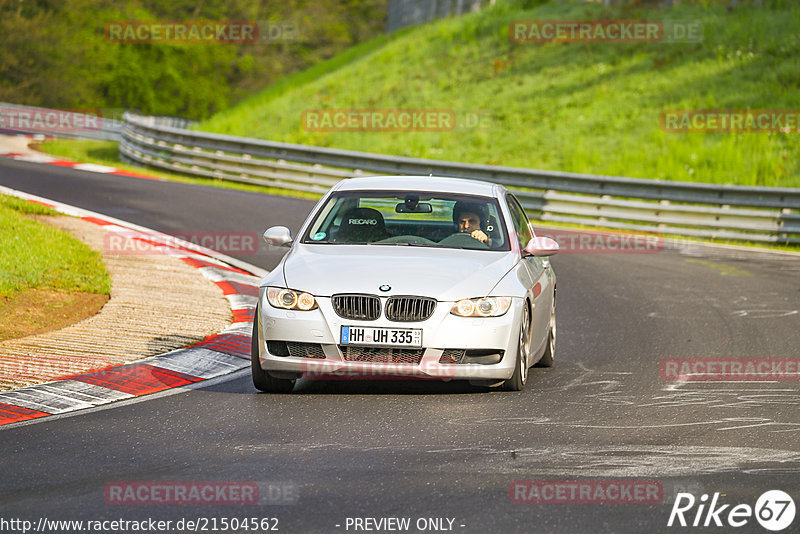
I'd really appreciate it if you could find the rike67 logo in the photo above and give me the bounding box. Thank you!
[668,490,795,531]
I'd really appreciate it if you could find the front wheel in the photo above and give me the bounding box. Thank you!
[503,302,530,391]
[251,309,295,393]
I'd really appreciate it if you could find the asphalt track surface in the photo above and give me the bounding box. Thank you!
[1,157,800,533]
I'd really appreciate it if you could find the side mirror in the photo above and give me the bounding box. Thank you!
[524,236,559,257]
[263,226,292,247]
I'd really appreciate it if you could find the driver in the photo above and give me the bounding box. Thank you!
[452,201,491,245]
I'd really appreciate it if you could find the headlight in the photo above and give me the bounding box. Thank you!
[451,297,512,317]
[267,287,318,311]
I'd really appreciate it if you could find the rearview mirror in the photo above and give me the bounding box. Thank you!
[524,236,559,257]
[263,226,292,247]
[395,202,432,213]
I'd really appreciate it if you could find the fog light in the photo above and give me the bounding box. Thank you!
[267,340,290,356]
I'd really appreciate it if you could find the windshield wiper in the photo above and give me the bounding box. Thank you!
[368,242,440,247]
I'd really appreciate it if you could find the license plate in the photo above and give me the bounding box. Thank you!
[340,326,422,347]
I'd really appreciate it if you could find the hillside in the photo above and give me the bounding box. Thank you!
[0,0,385,119]
[197,0,800,187]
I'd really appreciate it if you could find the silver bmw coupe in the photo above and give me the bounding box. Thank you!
[252,175,558,392]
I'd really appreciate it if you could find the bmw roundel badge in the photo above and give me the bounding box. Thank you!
[379,284,391,292]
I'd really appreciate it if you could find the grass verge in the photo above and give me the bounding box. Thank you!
[0,193,111,298]
[0,194,112,339]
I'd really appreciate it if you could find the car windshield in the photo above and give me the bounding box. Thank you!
[302,191,510,251]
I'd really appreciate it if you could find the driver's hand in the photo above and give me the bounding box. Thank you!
[470,229,488,243]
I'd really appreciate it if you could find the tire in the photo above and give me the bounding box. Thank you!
[503,302,531,391]
[535,298,556,368]
[251,308,295,393]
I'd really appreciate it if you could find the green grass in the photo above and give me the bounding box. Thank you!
[197,31,405,135]
[0,195,58,216]
[35,139,322,200]
[0,194,111,299]
[196,0,800,188]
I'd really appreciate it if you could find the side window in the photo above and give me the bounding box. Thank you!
[506,194,533,251]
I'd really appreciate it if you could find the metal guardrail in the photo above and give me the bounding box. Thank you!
[118,112,799,244]
[0,102,124,141]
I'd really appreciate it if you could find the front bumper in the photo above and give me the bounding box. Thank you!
[255,293,522,381]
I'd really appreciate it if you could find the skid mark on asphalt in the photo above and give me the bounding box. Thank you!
[234,442,800,477]
[611,281,800,320]
[647,308,799,319]
[447,415,800,433]
[521,363,637,406]
[730,309,798,318]
[641,288,798,320]
[486,363,800,432]
[631,386,800,413]
[424,445,800,477]
[639,387,800,409]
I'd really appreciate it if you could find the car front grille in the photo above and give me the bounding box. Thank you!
[332,294,381,321]
[340,346,424,364]
[385,296,437,322]
[286,342,326,359]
